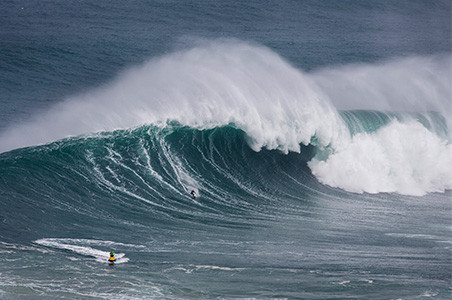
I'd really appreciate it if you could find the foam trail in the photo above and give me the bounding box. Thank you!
[35,238,129,263]
[0,40,345,154]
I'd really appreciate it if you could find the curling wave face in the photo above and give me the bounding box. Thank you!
[0,40,450,196]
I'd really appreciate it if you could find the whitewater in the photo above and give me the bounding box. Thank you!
[1,41,450,196]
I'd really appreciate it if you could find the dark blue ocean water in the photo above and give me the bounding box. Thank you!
[0,1,451,299]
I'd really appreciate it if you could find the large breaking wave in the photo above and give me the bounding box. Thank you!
[0,40,450,196]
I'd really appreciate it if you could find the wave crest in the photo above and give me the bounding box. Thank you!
[0,40,345,154]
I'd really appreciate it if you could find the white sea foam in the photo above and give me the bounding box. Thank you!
[310,121,452,196]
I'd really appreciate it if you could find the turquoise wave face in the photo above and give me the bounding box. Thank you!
[339,110,448,137]
[0,125,317,241]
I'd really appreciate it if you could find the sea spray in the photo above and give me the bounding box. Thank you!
[312,55,452,113]
[312,54,452,139]
[0,40,345,154]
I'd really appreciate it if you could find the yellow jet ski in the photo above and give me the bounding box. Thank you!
[108,251,116,265]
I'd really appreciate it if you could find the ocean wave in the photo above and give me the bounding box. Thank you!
[0,40,450,196]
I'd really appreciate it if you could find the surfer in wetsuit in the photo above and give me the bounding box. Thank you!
[190,190,196,199]
[109,250,116,262]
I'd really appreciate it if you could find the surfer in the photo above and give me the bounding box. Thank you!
[109,250,116,262]
[190,190,196,199]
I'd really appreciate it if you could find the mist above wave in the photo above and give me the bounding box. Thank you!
[0,40,345,154]
[312,54,451,114]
